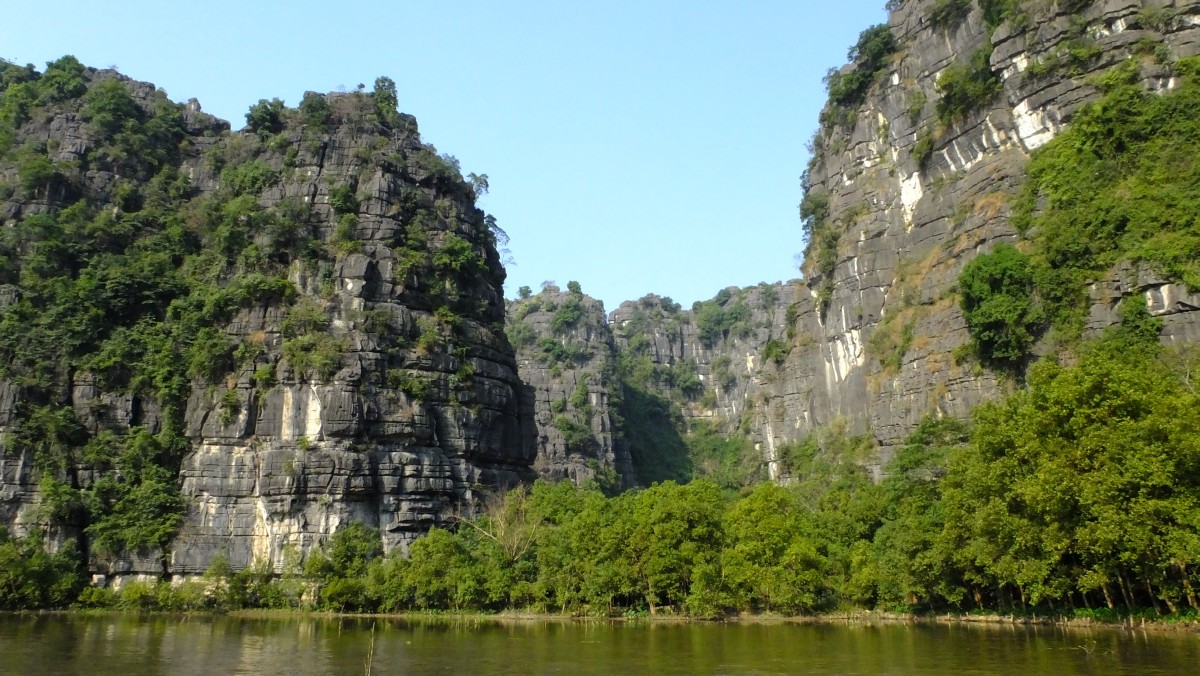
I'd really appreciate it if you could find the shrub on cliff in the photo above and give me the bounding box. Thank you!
[824,24,897,112]
[936,44,1001,125]
[245,97,286,137]
[958,243,1042,367]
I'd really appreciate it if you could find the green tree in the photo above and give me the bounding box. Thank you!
[722,483,826,613]
[959,243,1042,366]
[373,76,399,126]
[245,97,286,137]
[612,480,725,613]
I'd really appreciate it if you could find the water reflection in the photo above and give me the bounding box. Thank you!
[0,614,1196,675]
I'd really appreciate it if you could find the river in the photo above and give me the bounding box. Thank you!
[1,614,1196,674]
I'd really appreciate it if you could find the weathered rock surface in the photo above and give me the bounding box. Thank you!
[0,68,534,577]
[506,288,634,490]
[562,0,1200,481]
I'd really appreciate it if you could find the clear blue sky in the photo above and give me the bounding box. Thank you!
[2,1,887,312]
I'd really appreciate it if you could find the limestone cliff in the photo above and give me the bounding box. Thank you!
[549,0,1200,484]
[505,287,633,490]
[784,0,1200,464]
[6,0,1200,581]
[0,62,532,579]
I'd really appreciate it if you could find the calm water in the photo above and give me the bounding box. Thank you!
[0,614,1197,675]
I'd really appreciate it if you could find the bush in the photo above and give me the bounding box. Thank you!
[220,159,278,196]
[824,25,896,110]
[299,92,331,130]
[912,130,934,169]
[936,45,1001,125]
[554,415,594,451]
[551,295,585,333]
[329,184,358,215]
[763,338,790,365]
[245,98,286,137]
[0,531,83,609]
[80,78,140,137]
[958,243,1042,365]
[282,333,343,381]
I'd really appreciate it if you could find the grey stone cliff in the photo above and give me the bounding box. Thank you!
[506,287,634,490]
[579,0,1200,481]
[0,69,534,579]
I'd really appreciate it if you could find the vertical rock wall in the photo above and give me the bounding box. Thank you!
[0,69,534,579]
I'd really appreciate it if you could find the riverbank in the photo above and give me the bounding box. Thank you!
[203,607,1200,634]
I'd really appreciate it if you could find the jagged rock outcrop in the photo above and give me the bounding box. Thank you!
[506,288,633,489]
[0,63,533,579]
[599,0,1200,479]
[782,0,1200,464]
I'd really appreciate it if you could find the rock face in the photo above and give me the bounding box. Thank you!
[0,65,533,578]
[775,0,1200,466]
[505,288,634,489]
[540,0,1200,483]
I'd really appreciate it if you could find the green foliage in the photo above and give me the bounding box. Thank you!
[432,233,484,282]
[82,427,186,556]
[518,285,533,299]
[80,78,139,137]
[373,76,400,128]
[282,333,344,381]
[912,130,934,169]
[37,56,87,104]
[906,91,927,124]
[1135,7,1177,32]
[307,522,383,581]
[978,0,1023,28]
[245,98,286,137]
[550,294,585,333]
[413,148,463,186]
[537,338,592,367]
[566,280,582,294]
[685,422,763,493]
[721,484,824,613]
[553,415,594,451]
[569,378,590,411]
[936,44,1000,125]
[959,244,1042,367]
[1015,59,1200,305]
[15,148,57,197]
[941,340,1200,611]
[387,369,430,400]
[762,338,790,365]
[929,0,972,28]
[824,24,897,111]
[868,316,916,372]
[328,184,358,214]
[220,159,277,196]
[505,317,535,348]
[332,213,361,253]
[799,190,839,311]
[692,292,751,347]
[298,92,331,131]
[0,531,83,609]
